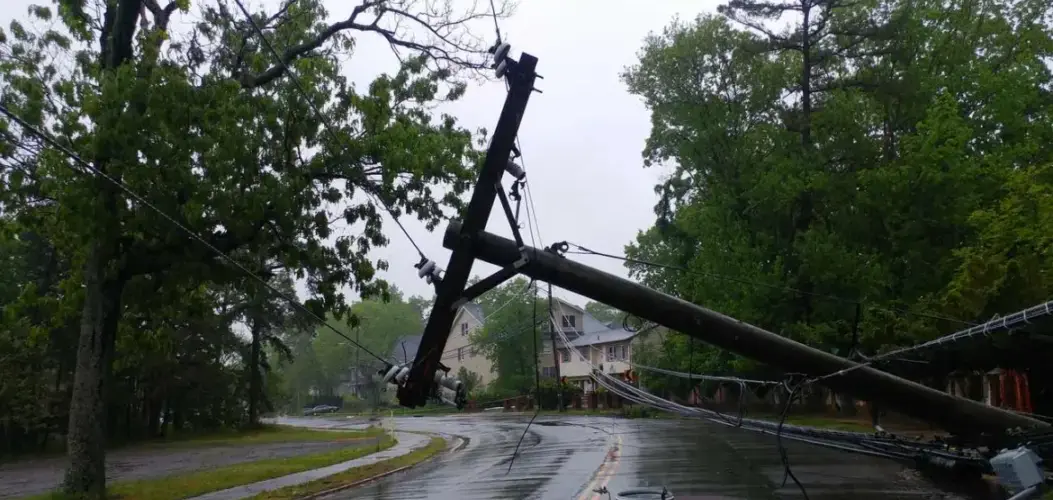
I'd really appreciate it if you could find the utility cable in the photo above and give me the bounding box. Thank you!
[440,317,545,358]
[488,0,502,44]
[0,104,388,363]
[631,363,782,386]
[805,299,1053,384]
[231,0,427,261]
[776,381,811,500]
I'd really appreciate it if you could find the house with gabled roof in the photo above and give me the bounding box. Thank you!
[437,297,654,394]
[541,298,640,393]
[441,302,495,387]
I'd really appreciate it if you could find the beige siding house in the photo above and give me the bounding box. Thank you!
[441,303,496,387]
[543,298,639,392]
[441,298,644,394]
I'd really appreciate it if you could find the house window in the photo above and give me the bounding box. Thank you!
[461,323,468,335]
[606,345,616,362]
[560,349,570,363]
[620,344,628,360]
[561,315,576,328]
[457,347,464,361]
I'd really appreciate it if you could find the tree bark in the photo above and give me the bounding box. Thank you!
[63,243,125,497]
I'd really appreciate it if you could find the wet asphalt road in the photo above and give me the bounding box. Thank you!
[283,413,982,500]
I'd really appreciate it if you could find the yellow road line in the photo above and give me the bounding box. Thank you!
[578,434,623,500]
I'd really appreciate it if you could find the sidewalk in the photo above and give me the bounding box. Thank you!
[186,432,430,500]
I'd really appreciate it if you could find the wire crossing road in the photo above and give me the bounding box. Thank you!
[281,414,991,500]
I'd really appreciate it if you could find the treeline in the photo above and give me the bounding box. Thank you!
[0,0,502,495]
[624,0,1053,395]
[265,290,429,413]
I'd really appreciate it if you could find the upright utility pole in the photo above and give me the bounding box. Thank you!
[548,282,563,412]
[355,327,360,399]
[532,281,541,409]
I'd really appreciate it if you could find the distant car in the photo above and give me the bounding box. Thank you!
[303,404,340,416]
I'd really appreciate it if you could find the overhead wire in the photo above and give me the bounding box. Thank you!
[0,104,388,364]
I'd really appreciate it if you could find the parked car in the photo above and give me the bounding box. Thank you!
[303,404,340,416]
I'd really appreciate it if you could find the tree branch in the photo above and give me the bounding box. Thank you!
[240,1,381,89]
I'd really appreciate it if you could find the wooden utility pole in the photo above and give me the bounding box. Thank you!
[532,281,541,409]
[548,282,563,412]
[399,51,539,408]
[443,221,1047,436]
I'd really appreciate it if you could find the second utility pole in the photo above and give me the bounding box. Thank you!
[548,282,563,412]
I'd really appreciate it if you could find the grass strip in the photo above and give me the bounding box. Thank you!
[251,437,448,500]
[136,425,388,450]
[24,432,395,500]
[3,425,383,464]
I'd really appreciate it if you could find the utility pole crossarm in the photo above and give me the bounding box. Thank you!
[443,221,1049,436]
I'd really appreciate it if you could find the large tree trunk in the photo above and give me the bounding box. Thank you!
[248,317,263,427]
[63,0,141,495]
[64,243,125,497]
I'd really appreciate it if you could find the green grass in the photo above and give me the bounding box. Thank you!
[23,429,394,500]
[3,425,383,464]
[133,425,388,450]
[251,437,447,500]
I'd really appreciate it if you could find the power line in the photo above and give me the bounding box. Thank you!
[488,0,502,44]
[0,104,387,363]
[565,242,974,326]
[631,363,782,386]
[440,318,544,359]
[231,0,427,261]
[805,299,1053,384]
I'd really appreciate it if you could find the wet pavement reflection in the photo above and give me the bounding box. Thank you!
[292,414,991,500]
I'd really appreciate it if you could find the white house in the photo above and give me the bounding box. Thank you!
[540,298,639,392]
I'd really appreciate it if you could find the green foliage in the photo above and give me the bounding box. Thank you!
[469,277,545,394]
[0,0,490,475]
[269,291,423,412]
[622,0,1053,386]
[584,301,621,325]
[456,366,482,394]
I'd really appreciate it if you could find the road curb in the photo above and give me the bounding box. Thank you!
[297,433,462,500]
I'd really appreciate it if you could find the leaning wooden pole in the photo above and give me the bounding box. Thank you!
[443,221,1048,437]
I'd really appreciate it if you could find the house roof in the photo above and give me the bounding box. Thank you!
[567,328,637,347]
[391,334,423,364]
[550,297,636,347]
[462,302,485,322]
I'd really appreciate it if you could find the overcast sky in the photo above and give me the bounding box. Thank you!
[2,0,722,308]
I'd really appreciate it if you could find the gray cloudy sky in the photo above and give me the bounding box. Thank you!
[2,0,722,307]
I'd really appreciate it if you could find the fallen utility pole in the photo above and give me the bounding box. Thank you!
[441,221,1048,437]
[398,46,539,408]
